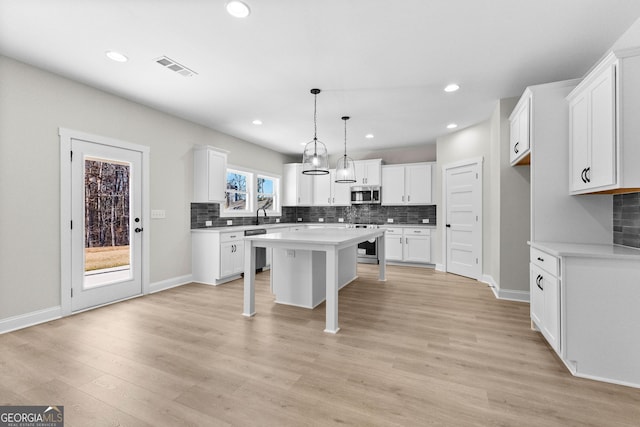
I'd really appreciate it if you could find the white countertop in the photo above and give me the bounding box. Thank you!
[530,241,640,260]
[244,227,385,248]
[191,222,434,233]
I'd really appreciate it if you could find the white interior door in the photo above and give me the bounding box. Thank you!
[444,160,482,280]
[70,138,143,311]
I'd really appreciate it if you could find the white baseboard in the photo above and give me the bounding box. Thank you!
[435,263,446,272]
[0,306,62,335]
[149,274,193,294]
[481,274,530,303]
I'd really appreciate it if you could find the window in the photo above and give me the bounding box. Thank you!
[257,176,275,211]
[222,167,281,216]
[225,170,250,212]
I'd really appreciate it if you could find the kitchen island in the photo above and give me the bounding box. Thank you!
[243,227,386,333]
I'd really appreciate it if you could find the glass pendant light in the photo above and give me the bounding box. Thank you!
[302,88,329,175]
[335,116,356,183]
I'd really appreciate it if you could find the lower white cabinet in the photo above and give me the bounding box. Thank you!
[192,230,245,285]
[530,247,560,353]
[384,227,431,264]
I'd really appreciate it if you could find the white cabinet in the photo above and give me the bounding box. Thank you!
[530,247,560,353]
[312,170,351,206]
[381,163,432,205]
[283,163,313,206]
[567,48,640,194]
[383,227,431,264]
[354,159,382,186]
[384,228,404,261]
[193,146,228,202]
[192,230,244,285]
[509,92,531,166]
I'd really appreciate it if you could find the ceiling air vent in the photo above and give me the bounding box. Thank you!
[155,56,198,77]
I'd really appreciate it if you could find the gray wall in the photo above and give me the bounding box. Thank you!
[0,55,291,320]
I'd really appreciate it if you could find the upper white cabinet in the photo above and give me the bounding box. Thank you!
[381,163,432,205]
[193,145,228,202]
[354,159,382,186]
[567,48,640,195]
[282,163,313,206]
[312,169,351,206]
[509,91,531,166]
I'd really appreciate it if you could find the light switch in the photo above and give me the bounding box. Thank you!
[151,209,166,219]
[227,220,233,225]
[205,220,212,227]
[387,218,394,223]
[422,219,430,223]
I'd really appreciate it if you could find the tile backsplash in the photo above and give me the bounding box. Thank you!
[191,203,436,229]
[614,192,640,248]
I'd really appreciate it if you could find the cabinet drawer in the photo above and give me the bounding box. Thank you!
[531,248,558,276]
[383,227,402,235]
[403,227,431,236]
[220,231,243,243]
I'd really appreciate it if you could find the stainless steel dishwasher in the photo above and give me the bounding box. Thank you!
[244,228,267,271]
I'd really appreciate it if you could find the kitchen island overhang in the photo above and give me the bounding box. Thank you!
[243,227,387,333]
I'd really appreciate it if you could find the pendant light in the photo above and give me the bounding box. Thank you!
[335,116,357,183]
[302,88,329,175]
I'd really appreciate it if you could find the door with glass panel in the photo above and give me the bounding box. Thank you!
[71,138,143,311]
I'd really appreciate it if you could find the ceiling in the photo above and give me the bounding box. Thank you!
[1,1,640,156]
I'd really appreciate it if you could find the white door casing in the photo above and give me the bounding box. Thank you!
[60,128,150,315]
[442,158,482,280]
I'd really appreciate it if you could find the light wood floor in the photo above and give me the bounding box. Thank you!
[2,265,639,426]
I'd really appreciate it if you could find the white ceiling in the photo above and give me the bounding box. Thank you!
[1,1,640,156]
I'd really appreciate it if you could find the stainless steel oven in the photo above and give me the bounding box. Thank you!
[350,224,379,264]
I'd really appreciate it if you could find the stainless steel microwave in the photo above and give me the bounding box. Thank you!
[350,186,381,204]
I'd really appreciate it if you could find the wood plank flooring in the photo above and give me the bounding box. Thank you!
[2,265,639,426]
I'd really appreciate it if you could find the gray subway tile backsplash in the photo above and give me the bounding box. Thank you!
[191,203,436,229]
[613,192,640,249]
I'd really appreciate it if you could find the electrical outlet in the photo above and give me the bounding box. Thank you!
[387,218,394,223]
[338,218,344,223]
[297,218,303,222]
[227,220,233,225]
[286,250,296,258]
[422,219,429,223]
[318,218,324,222]
[205,220,212,227]
[275,218,280,223]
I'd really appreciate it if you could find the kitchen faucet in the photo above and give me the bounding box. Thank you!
[256,207,267,225]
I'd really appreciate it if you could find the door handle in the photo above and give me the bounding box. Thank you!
[134,227,143,233]
[446,224,451,228]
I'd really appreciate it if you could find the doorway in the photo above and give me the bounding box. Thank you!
[442,158,482,280]
[60,128,149,314]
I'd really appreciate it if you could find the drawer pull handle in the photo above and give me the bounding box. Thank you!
[537,257,544,262]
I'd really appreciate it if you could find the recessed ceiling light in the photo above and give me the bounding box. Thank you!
[226,1,251,18]
[252,119,262,125]
[447,123,458,129]
[365,134,374,139]
[444,83,460,93]
[105,50,128,62]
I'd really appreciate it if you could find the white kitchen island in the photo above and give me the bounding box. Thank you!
[243,227,386,333]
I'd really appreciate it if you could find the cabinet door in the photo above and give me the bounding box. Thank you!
[404,236,430,263]
[569,94,590,193]
[530,265,545,331]
[282,164,298,206]
[232,240,245,275]
[588,66,616,190]
[313,172,332,206]
[541,272,560,352]
[220,242,236,278]
[406,164,431,204]
[381,165,405,205]
[509,109,521,164]
[298,170,314,205]
[385,235,404,261]
[364,160,382,186]
[331,170,351,205]
[518,99,530,157]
